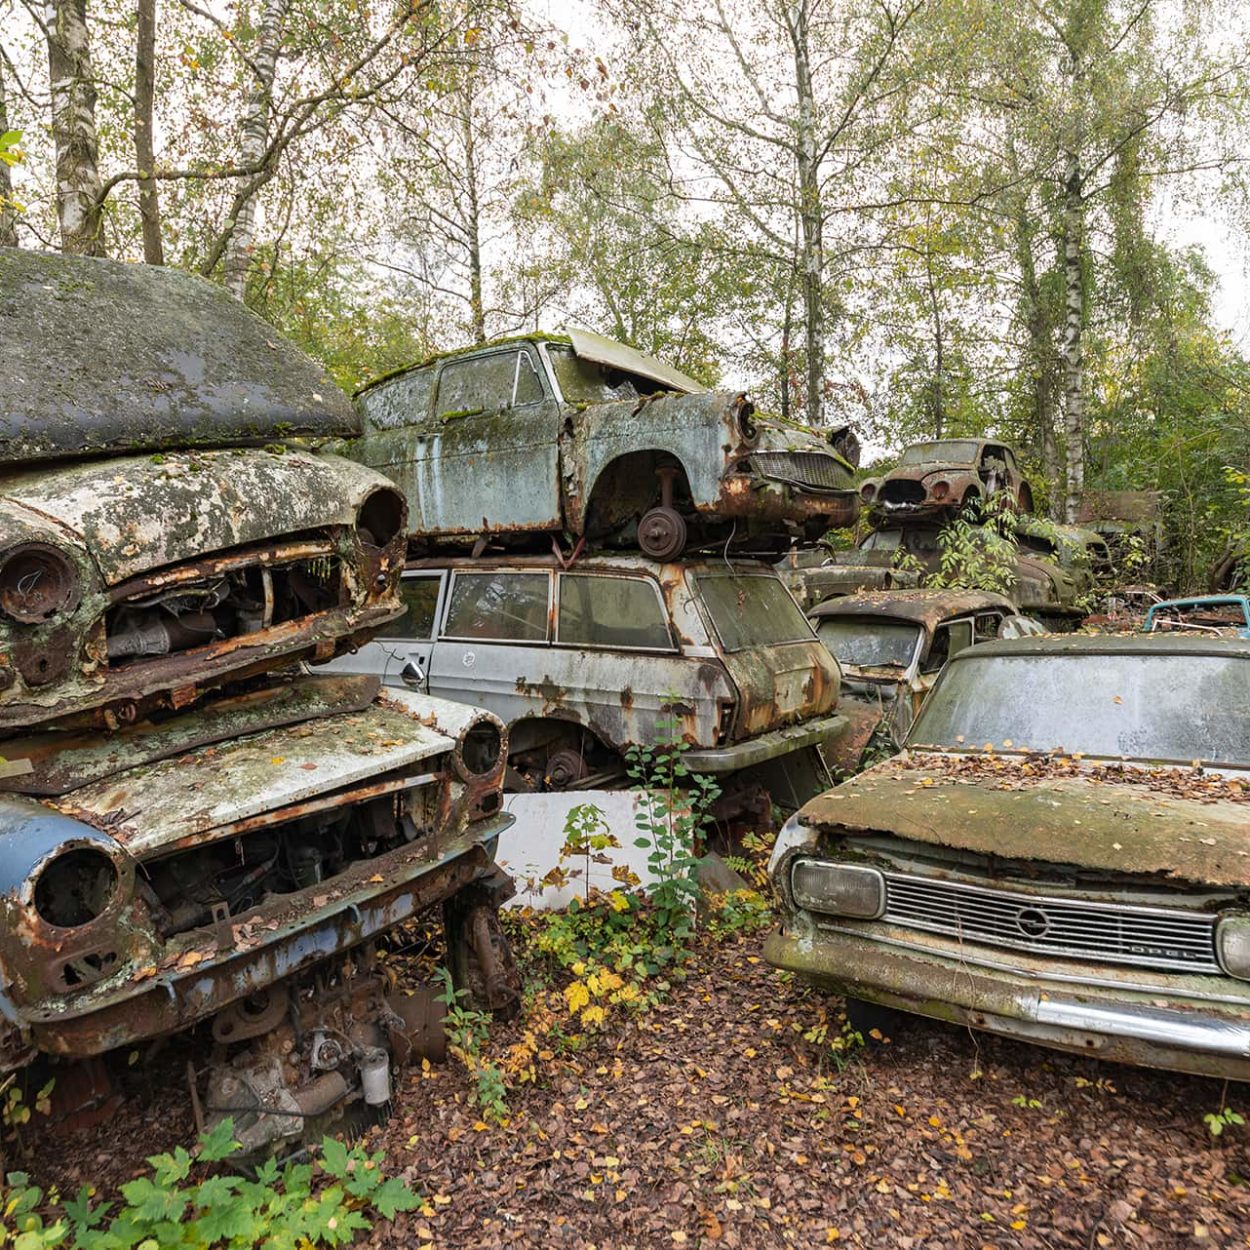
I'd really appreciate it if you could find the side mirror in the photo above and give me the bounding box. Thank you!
[400,659,425,688]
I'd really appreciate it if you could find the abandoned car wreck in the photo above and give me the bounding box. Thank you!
[0,251,520,1148]
[767,634,1250,1081]
[340,328,862,560]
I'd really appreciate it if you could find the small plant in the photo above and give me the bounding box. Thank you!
[0,1074,53,1172]
[436,967,509,1122]
[0,1117,420,1249]
[1010,1094,1043,1110]
[1204,1104,1245,1138]
[625,699,721,945]
[555,803,621,904]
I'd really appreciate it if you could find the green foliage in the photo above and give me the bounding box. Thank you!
[1204,1104,1245,1139]
[435,967,508,1122]
[0,131,21,169]
[625,702,721,944]
[0,1075,53,1173]
[556,803,620,906]
[702,889,773,940]
[926,496,1018,595]
[0,1118,420,1249]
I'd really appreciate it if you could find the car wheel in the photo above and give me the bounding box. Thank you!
[845,996,905,1041]
[445,892,521,1019]
[638,505,688,561]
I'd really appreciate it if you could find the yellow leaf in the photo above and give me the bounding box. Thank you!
[826,1231,841,1244]
[565,981,590,1015]
[581,1004,607,1027]
[270,756,286,765]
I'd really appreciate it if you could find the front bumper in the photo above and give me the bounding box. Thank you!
[765,920,1250,1081]
[713,474,859,529]
[685,712,848,774]
[21,815,512,1061]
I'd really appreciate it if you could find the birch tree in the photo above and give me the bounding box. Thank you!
[133,0,162,263]
[43,0,104,253]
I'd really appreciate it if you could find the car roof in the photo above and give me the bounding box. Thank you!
[2,249,355,464]
[948,633,1250,662]
[809,588,1016,628]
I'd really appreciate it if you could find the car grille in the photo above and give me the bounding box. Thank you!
[750,452,848,492]
[882,873,1220,975]
[878,479,927,504]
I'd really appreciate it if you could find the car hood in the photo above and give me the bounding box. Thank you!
[753,417,855,473]
[0,448,391,584]
[798,754,1250,887]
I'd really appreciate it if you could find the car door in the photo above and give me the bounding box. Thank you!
[418,346,562,535]
[320,571,445,691]
[426,568,555,725]
[909,617,975,724]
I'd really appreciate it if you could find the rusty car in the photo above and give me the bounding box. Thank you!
[1142,594,1250,637]
[766,633,1250,1081]
[776,542,921,610]
[809,589,1043,773]
[856,523,1088,629]
[0,249,519,1149]
[339,329,860,562]
[859,438,1034,520]
[324,552,849,818]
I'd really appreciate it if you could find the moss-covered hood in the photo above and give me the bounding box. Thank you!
[799,754,1250,887]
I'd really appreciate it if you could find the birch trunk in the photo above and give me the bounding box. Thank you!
[222,0,288,300]
[461,90,486,344]
[0,57,17,248]
[789,0,825,425]
[134,0,163,264]
[45,0,105,255]
[926,248,944,439]
[1061,154,1085,523]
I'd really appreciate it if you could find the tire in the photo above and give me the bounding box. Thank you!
[845,996,905,1041]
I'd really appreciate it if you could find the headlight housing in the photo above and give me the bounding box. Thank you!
[0,543,80,623]
[33,846,119,929]
[767,812,814,877]
[931,479,950,500]
[454,715,506,781]
[860,483,877,502]
[1217,914,1250,980]
[790,859,885,919]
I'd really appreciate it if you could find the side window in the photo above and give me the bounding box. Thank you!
[974,612,1004,642]
[923,620,974,673]
[557,574,672,650]
[436,352,519,418]
[512,349,545,406]
[387,576,442,640]
[360,368,435,431]
[442,571,550,642]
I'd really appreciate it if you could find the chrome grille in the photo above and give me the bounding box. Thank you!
[882,872,1220,975]
[750,452,848,492]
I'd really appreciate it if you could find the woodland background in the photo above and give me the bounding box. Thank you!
[4,0,1250,586]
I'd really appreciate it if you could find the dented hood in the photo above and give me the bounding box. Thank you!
[0,448,391,584]
[799,757,1250,887]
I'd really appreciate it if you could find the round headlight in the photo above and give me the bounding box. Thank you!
[860,483,877,502]
[0,543,80,623]
[454,715,506,780]
[931,479,950,500]
[1217,914,1250,980]
[33,847,118,929]
[791,860,885,919]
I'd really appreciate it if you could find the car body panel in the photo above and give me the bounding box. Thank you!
[861,439,1031,520]
[0,249,355,463]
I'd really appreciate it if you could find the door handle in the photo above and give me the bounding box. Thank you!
[400,659,425,688]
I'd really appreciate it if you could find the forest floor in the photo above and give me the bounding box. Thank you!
[28,917,1250,1250]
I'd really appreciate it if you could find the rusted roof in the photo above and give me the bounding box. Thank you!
[808,588,1016,629]
[953,633,1250,661]
[0,250,355,463]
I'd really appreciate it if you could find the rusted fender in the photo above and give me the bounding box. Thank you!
[821,699,886,775]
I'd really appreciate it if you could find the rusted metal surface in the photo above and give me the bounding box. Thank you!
[775,546,921,609]
[0,674,381,796]
[809,588,1016,632]
[341,332,858,553]
[860,438,1032,520]
[820,698,887,775]
[0,449,407,731]
[0,250,356,462]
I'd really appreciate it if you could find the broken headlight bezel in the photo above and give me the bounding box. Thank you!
[0,542,81,625]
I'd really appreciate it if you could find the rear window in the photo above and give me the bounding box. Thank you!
[558,574,672,650]
[443,572,550,642]
[696,574,813,652]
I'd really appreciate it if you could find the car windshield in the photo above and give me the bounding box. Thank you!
[910,650,1250,767]
[898,440,980,467]
[696,573,814,652]
[547,344,641,404]
[816,618,921,670]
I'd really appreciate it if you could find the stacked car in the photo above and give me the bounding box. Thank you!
[0,251,518,1149]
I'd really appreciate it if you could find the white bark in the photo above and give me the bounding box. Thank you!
[222,0,288,300]
[1061,154,1085,524]
[788,0,824,426]
[45,0,105,255]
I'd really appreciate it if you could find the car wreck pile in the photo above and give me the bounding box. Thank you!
[0,250,519,1151]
